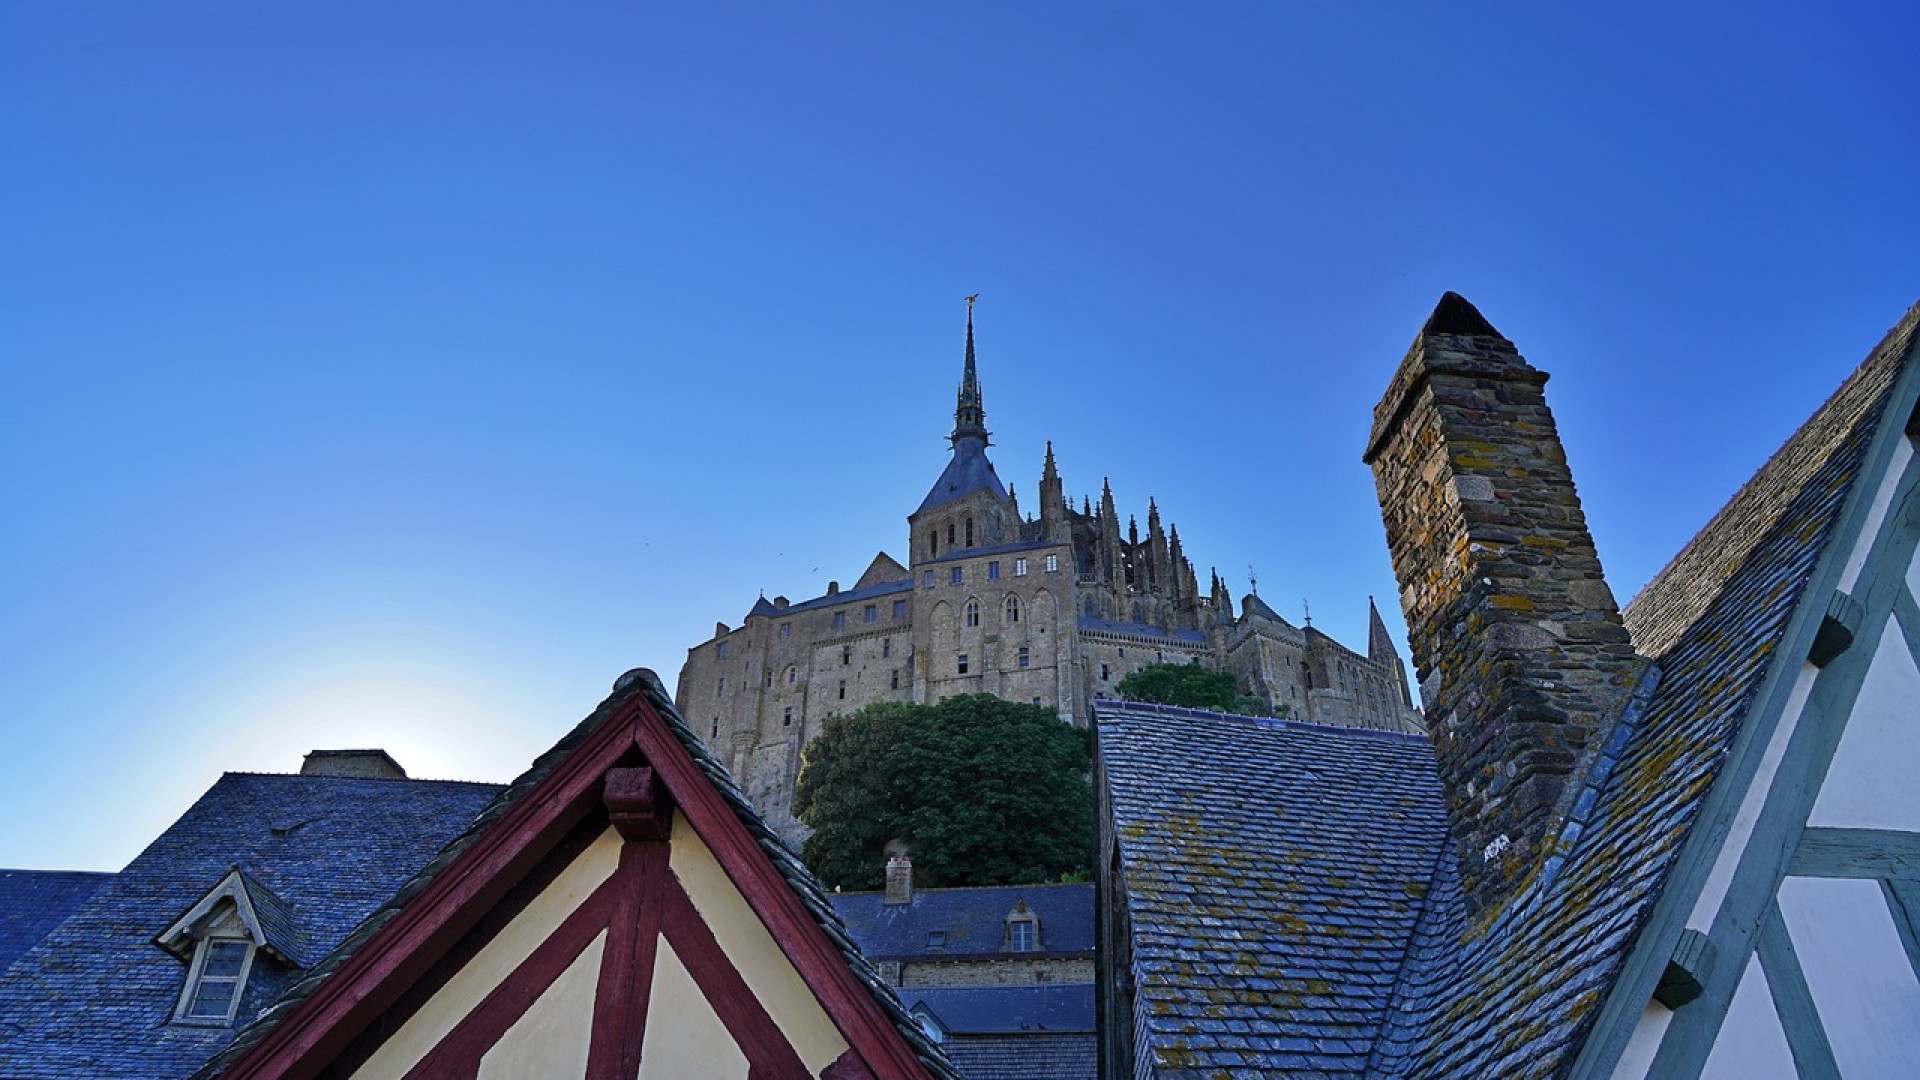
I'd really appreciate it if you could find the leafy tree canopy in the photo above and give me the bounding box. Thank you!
[792,694,1092,891]
[1116,661,1276,716]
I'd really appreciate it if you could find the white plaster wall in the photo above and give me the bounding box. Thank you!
[667,815,848,1072]
[349,827,624,1080]
[1688,662,1818,931]
[1608,1001,1670,1080]
[476,932,603,1080]
[1778,875,1920,1078]
[1699,954,1796,1080]
[1839,438,1912,593]
[636,938,749,1080]
[1808,615,1920,831]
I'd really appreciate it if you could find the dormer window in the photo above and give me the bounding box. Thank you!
[1005,900,1040,952]
[156,867,302,1027]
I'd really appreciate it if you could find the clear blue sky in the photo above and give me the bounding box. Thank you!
[3,4,1915,871]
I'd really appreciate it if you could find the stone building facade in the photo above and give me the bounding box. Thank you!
[677,308,1422,842]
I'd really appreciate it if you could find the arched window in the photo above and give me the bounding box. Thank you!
[947,522,956,546]
[1005,595,1021,623]
[965,600,981,628]
[965,517,974,547]
[786,665,798,685]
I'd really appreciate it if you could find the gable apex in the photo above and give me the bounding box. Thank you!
[202,672,957,1080]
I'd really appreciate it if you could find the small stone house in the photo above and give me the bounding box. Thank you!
[1096,295,1920,1078]
[832,869,1097,1080]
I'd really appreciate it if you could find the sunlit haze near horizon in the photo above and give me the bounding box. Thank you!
[3,4,1916,870]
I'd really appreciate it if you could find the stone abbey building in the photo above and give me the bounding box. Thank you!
[677,308,1421,842]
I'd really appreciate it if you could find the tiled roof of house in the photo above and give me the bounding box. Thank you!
[906,984,1095,1035]
[832,882,1094,959]
[0,868,113,969]
[1373,301,1920,1079]
[0,773,502,1080]
[1096,702,1448,1078]
[1096,302,1920,1079]
[941,1033,1097,1080]
[199,671,964,1080]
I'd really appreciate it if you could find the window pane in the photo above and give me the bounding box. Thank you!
[202,940,248,977]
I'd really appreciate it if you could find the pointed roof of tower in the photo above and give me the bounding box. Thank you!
[951,298,988,447]
[1042,441,1059,482]
[1367,596,1401,662]
[915,301,1007,516]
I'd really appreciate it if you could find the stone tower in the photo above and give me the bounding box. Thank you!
[1363,292,1642,921]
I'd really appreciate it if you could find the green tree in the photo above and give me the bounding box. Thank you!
[1116,661,1274,716]
[793,694,1093,890]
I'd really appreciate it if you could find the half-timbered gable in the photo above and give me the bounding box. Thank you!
[197,670,958,1080]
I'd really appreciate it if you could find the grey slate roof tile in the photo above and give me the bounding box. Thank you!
[0,773,501,1080]
[0,869,112,970]
[831,882,1094,959]
[1096,702,1449,1079]
[1094,298,1920,1080]
[942,1032,1096,1080]
[905,985,1095,1035]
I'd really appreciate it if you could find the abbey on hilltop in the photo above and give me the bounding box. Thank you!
[676,303,1421,842]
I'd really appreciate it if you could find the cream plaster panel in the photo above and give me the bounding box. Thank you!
[1842,437,1912,593]
[1699,954,1796,1080]
[476,931,603,1080]
[349,827,624,1080]
[636,937,749,1080]
[1609,1001,1670,1080]
[667,814,849,1072]
[1808,615,1920,830]
[1688,662,1818,931]
[1778,875,1920,1078]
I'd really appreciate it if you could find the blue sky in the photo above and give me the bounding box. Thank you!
[3,3,1915,871]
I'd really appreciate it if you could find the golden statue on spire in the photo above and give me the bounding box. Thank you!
[966,292,980,312]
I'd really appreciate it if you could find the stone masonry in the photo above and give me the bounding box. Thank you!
[682,304,1423,845]
[1363,292,1643,923]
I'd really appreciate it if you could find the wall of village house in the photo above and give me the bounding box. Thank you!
[896,956,1096,988]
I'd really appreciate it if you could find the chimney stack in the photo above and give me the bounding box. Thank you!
[1363,293,1642,923]
[884,853,914,905]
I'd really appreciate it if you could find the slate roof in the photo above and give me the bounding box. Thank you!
[198,671,964,1080]
[1370,301,1920,1079]
[906,985,1095,1035]
[1096,702,1449,1079]
[832,882,1095,959]
[1096,302,1920,1079]
[765,576,916,617]
[1077,617,1209,645]
[917,437,1010,515]
[0,869,112,969]
[0,773,502,1080]
[941,1033,1097,1080]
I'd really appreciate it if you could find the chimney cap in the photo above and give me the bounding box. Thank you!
[1421,291,1503,338]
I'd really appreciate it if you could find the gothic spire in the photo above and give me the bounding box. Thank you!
[1042,440,1059,482]
[951,295,988,446]
[1367,596,1401,662]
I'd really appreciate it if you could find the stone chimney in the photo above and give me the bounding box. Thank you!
[1363,293,1642,922]
[884,853,914,905]
[301,749,407,780]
